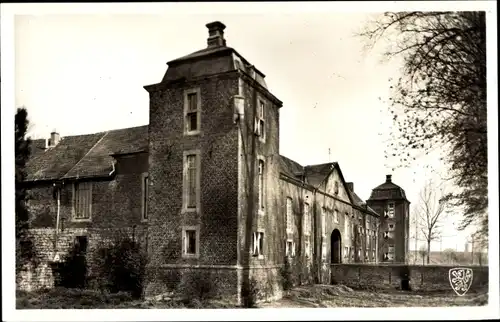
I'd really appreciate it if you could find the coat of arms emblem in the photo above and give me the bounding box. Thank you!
[449,268,473,296]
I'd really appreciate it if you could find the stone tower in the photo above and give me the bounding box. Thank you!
[367,174,410,263]
[143,21,283,302]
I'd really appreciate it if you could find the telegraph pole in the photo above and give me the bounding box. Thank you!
[414,214,418,264]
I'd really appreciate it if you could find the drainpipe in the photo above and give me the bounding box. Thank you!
[53,181,63,262]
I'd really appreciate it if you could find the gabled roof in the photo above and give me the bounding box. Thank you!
[304,162,338,188]
[25,125,148,182]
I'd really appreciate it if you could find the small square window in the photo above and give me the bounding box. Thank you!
[182,226,200,258]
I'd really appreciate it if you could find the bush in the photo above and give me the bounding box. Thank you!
[177,270,216,304]
[57,244,88,289]
[95,238,147,299]
[280,258,294,291]
[398,265,411,291]
[241,277,259,308]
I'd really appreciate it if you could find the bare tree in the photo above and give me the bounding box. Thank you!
[358,12,487,244]
[415,179,448,264]
[418,245,428,265]
[443,248,457,265]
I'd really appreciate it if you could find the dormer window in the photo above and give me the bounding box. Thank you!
[184,88,201,135]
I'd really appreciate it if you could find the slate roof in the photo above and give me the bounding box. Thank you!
[279,155,305,180]
[25,125,148,182]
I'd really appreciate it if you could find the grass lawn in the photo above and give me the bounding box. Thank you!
[17,284,488,309]
[260,285,489,308]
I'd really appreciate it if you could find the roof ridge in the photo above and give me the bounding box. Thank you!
[61,131,110,179]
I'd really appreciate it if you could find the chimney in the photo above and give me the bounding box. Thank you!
[49,130,60,147]
[386,174,392,183]
[346,182,354,192]
[206,21,226,47]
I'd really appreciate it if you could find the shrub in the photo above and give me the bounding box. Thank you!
[398,265,411,291]
[279,258,294,291]
[177,270,216,304]
[58,244,88,289]
[95,238,147,299]
[241,277,259,308]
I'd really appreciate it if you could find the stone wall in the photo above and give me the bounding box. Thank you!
[331,263,489,292]
[17,227,147,292]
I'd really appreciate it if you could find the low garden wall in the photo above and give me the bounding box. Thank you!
[331,263,489,292]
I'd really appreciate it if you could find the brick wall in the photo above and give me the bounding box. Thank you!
[331,264,489,292]
[146,70,241,298]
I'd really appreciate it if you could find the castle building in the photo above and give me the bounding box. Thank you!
[19,21,409,302]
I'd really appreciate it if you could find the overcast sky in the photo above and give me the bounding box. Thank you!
[6,3,497,252]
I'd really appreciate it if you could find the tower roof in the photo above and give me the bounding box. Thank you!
[367,174,409,202]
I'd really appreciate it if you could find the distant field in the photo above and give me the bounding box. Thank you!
[407,251,488,266]
[17,284,488,309]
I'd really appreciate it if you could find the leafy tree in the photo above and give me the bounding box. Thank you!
[15,107,37,273]
[359,12,487,245]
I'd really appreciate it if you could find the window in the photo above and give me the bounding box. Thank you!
[344,246,349,259]
[141,173,149,221]
[366,232,370,245]
[387,202,395,218]
[304,203,310,235]
[286,240,295,258]
[74,182,92,220]
[365,250,368,259]
[334,209,339,223]
[357,249,361,259]
[304,236,311,258]
[286,197,293,234]
[253,232,264,257]
[254,99,265,141]
[322,242,327,260]
[182,226,200,258]
[258,160,265,212]
[344,213,349,239]
[184,89,201,135]
[321,207,326,237]
[334,181,339,195]
[183,151,200,212]
[383,231,395,239]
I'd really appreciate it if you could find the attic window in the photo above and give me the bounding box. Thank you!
[334,181,339,195]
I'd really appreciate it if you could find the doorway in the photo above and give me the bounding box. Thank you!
[331,229,342,263]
